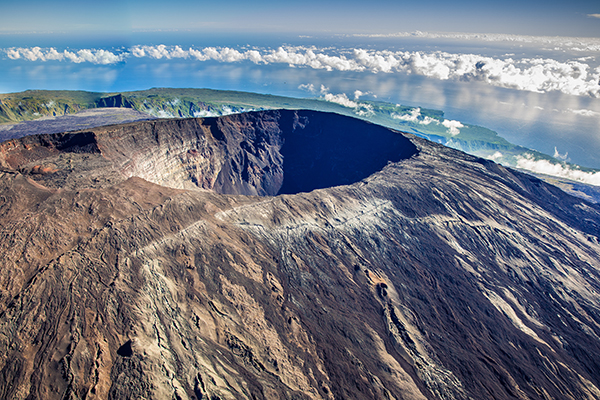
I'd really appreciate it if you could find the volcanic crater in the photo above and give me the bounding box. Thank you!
[0,109,418,196]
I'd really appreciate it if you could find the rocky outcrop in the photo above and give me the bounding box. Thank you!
[0,110,599,399]
[95,94,135,109]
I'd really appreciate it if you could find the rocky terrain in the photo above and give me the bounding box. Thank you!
[0,110,599,399]
[0,108,155,142]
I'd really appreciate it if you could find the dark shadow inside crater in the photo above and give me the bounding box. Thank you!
[276,111,418,195]
[205,110,418,196]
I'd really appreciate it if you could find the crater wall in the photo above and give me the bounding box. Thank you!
[97,110,418,195]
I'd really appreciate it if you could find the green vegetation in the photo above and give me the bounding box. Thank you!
[119,88,364,118]
[0,90,104,123]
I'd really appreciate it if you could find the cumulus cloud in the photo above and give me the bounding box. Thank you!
[516,154,600,186]
[554,147,570,161]
[221,106,236,115]
[5,43,600,97]
[322,92,358,108]
[355,104,375,117]
[442,119,464,135]
[130,45,188,60]
[191,47,248,63]
[392,107,438,125]
[5,47,124,64]
[298,83,316,93]
[393,107,421,122]
[193,110,221,117]
[319,88,374,116]
[190,106,258,118]
[352,90,376,100]
[566,108,600,117]
[353,31,600,53]
[588,14,600,19]
[488,152,504,161]
[147,109,177,118]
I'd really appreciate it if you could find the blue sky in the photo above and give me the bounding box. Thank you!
[1,0,600,37]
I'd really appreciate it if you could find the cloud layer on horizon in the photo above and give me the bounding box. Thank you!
[353,31,600,53]
[516,154,600,186]
[6,46,124,64]
[4,44,600,98]
[391,107,464,135]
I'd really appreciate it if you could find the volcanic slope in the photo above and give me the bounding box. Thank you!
[0,110,600,400]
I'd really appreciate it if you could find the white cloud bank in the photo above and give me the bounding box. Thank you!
[4,43,600,97]
[516,154,600,186]
[442,119,464,136]
[6,46,124,64]
[489,151,504,161]
[566,108,600,118]
[392,107,436,125]
[319,87,374,116]
[353,31,600,53]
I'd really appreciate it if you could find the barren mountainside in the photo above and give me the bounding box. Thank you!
[0,110,600,399]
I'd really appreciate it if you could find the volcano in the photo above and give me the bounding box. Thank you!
[0,110,599,400]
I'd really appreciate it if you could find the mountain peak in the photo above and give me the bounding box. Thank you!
[0,110,599,399]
